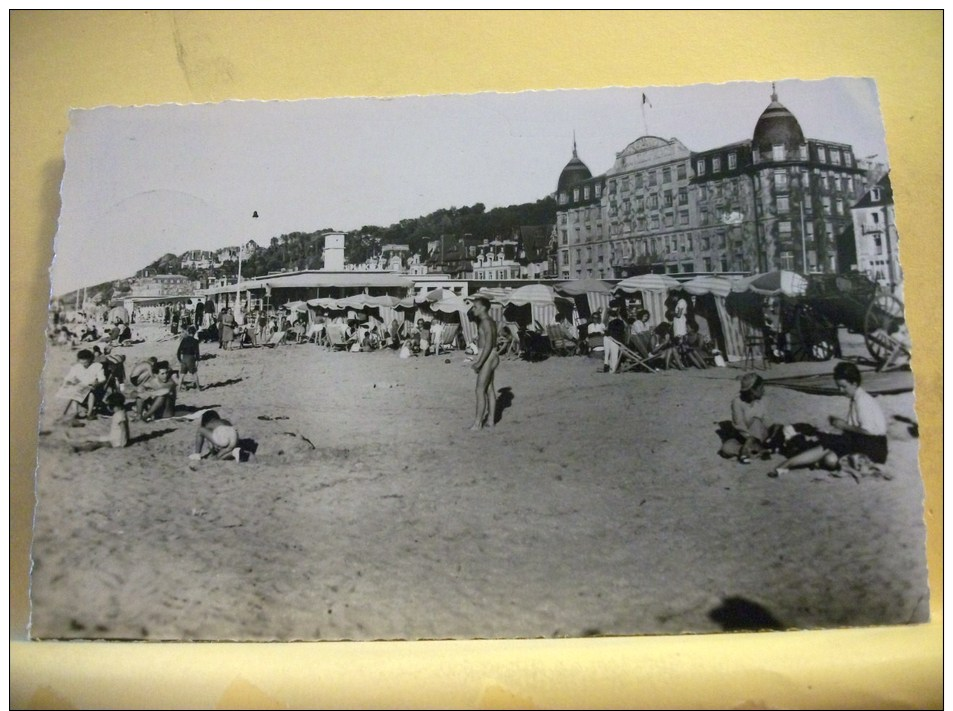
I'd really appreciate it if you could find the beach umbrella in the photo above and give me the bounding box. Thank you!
[107,305,130,324]
[682,274,735,298]
[731,270,808,297]
[280,300,308,313]
[614,274,681,294]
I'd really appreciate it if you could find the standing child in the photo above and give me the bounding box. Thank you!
[176,326,202,391]
[469,296,500,431]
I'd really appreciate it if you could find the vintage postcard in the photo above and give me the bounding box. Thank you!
[31,78,929,641]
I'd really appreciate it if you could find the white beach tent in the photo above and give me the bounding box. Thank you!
[553,279,614,320]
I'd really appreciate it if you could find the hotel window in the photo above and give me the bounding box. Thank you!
[560,230,568,245]
[777,196,790,213]
[830,149,841,165]
[727,152,737,170]
[873,234,883,254]
[798,144,808,160]
[677,163,687,180]
[822,197,831,214]
[664,190,673,208]
[634,173,643,189]
[871,212,880,225]
[780,251,795,271]
[772,143,785,161]
[686,235,693,251]
[559,192,568,205]
[650,217,660,230]
[575,248,581,262]
[573,188,580,201]
[701,236,710,251]
[774,171,788,190]
[779,221,792,234]
[635,197,644,211]
[662,167,672,183]
[820,174,830,190]
[678,187,688,205]
[871,188,881,202]
[664,214,674,228]
[595,183,602,197]
[648,170,657,187]
[583,186,590,199]
[649,194,659,210]
[835,198,843,215]
[696,159,706,175]
[817,145,827,163]
[712,156,721,172]
[679,211,690,225]
[844,152,853,167]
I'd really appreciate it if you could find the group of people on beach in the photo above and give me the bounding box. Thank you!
[720,362,889,479]
[54,324,244,462]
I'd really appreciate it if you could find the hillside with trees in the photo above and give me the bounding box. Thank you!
[66,196,557,304]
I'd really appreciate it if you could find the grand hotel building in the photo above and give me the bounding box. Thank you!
[554,89,876,280]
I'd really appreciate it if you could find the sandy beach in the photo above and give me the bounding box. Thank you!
[28,327,930,642]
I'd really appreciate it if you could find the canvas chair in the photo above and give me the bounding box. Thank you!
[546,323,578,356]
[262,330,287,348]
[324,324,350,351]
[607,336,660,374]
[436,322,460,352]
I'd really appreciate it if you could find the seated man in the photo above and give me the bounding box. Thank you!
[134,360,178,422]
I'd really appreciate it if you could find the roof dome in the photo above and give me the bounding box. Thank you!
[557,139,592,192]
[752,86,804,153]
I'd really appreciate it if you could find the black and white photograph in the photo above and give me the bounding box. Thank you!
[30,77,929,642]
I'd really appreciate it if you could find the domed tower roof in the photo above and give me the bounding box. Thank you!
[752,84,804,153]
[557,136,592,193]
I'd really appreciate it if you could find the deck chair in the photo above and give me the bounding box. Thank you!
[435,322,460,353]
[325,324,350,351]
[742,323,769,371]
[546,324,578,356]
[608,336,660,374]
[262,330,287,348]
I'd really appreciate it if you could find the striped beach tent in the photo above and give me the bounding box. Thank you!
[614,274,681,328]
[469,287,511,327]
[554,279,614,320]
[682,275,745,361]
[731,270,808,297]
[502,284,574,329]
[428,293,477,346]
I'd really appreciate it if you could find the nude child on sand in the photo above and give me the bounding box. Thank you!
[469,296,500,431]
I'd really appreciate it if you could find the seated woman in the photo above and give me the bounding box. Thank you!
[768,362,888,478]
[651,321,684,370]
[497,322,521,359]
[57,348,106,421]
[679,319,710,369]
[720,373,769,463]
[628,309,654,358]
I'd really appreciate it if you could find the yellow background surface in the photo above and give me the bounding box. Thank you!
[10,10,942,709]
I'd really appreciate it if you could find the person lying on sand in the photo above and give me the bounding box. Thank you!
[768,362,888,478]
[190,410,240,461]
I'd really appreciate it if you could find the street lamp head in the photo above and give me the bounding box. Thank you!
[252,211,259,219]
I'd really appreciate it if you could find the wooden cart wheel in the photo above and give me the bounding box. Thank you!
[864,291,911,370]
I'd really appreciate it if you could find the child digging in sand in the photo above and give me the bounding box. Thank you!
[190,410,241,461]
[469,296,499,431]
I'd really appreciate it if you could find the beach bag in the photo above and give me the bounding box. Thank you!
[712,349,726,367]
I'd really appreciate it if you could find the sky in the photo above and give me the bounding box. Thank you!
[51,77,889,297]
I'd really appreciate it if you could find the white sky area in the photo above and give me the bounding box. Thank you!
[51,77,889,297]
